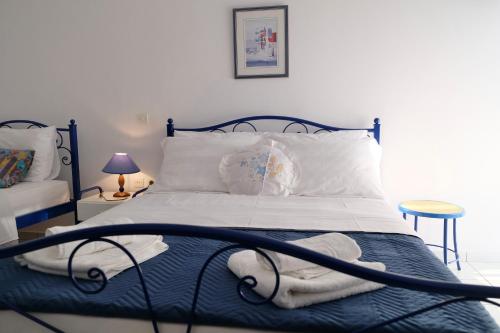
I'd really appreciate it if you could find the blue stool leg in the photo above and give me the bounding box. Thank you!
[414,216,418,232]
[443,219,448,266]
[453,218,461,271]
[403,213,406,220]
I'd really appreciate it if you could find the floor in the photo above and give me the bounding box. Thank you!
[448,261,500,324]
[18,213,73,241]
[0,214,73,248]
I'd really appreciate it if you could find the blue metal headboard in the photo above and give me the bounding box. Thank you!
[0,119,81,201]
[166,116,381,144]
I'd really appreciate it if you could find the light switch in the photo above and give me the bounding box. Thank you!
[137,113,150,124]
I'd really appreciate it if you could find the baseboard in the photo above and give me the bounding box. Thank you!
[426,247,488,263]
[463,251,500,263]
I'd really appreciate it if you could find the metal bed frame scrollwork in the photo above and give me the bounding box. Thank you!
[166,115,381,143]
[0,119,81,227]
[1,224,500,333]
[0,116,499,333]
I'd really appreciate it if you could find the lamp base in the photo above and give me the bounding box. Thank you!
[113,191,130,198]
[113,174,130,198]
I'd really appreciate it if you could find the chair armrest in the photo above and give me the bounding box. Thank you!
[132,180,154,198]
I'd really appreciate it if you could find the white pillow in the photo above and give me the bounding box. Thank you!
[47,140,61,180]
[155,129,381,197]
[263,130,368,142]
[0,126,58,182]
[174,131,259,138]
[279,136,384,198]
[153,134,262,193]
[219,140,299,196]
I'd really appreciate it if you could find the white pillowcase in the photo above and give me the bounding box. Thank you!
[47,139,60,180]
[275,135,384,198]
[153,134,262,193]
[263,130,368,141]
[219,140,299,196]
[155,129,382,198]
[0,126,59,182]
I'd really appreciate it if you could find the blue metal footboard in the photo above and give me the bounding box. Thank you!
[0,224,499,333]
[0,119,81,227]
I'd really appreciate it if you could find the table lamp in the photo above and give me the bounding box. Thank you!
[102,153,140,197]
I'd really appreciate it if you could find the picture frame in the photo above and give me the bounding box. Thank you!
[233,5,289,79]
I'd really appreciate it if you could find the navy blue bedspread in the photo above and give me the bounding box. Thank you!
[0,230,498,333]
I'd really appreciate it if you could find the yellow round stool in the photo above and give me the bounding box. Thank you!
[399,200,465,270]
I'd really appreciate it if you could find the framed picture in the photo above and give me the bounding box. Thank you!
[233,5,289,79]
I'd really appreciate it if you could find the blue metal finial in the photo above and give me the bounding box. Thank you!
[373,118,381,144]
[167,118,174,137]
[70,119,76,125]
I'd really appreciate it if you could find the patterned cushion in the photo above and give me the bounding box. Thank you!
[0,148,35,188]
[219,140,299,196]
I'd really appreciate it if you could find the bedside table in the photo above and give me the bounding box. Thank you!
[399,200,465,270]
[77,192,134,222]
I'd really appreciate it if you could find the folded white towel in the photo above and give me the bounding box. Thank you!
[46,217,136,259]
[256,233,362,279]
[16,218,168,279]
[229,249,385,309]
[16,235,167,279]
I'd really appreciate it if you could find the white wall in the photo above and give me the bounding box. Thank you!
[1,0,499,259]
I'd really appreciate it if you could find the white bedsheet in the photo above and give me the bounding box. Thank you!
[0,190,17,245]
[83,191,416,236]
[3,180,70,217]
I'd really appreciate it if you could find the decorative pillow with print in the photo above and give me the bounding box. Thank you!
[219,140,299,196]
[0,148,35,188]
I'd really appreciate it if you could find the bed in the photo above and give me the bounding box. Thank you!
[0,116,499,333]
[0,119,81,230]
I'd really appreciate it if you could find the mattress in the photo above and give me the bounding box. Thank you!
[82,191,417,235]
[3,180,70,217]
[0,192,497,332]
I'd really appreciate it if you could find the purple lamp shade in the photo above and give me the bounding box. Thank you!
[102,153,140,175]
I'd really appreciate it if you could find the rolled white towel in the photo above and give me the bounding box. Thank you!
[46,217,136,259]
[229,249,385,309]
[256,233,362,279]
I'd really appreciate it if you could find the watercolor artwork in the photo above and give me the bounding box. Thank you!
[244,18,278,68]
